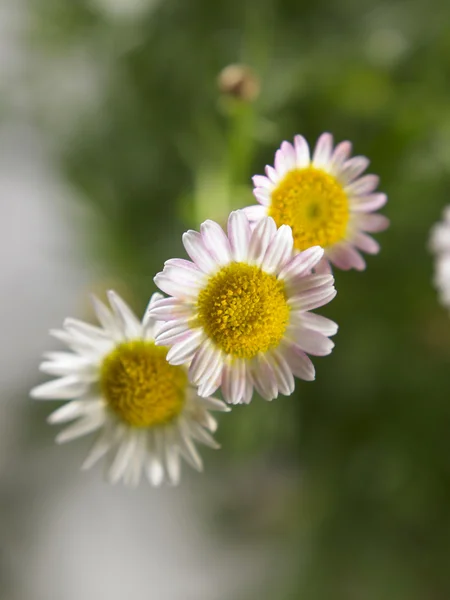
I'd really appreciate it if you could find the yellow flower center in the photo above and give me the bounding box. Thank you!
[197,262,290,359]
[100,340,187,428]
[269,166,349,250]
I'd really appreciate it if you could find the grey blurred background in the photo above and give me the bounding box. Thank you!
[2,0,450,599]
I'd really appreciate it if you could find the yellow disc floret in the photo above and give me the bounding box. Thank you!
[100,341,187,428]
[197,262,290,359]
[269,166,349,250]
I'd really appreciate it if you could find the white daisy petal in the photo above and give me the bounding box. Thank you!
[269,350,295,396]
[91,295,123,341]
[182,230,218,274]
[298,312,339,336]
[248,216,277,265]
[222,359,246,404]
[252,354,278,400]
[327,244,366,271]
[353,232,380,254]
[429,206,450,310]
[189,340,223,386]
[196,396,230,413]
[31,376,88,400]
[279,246,324,281]
[228,210,252,262]
[176,423,203,472]
[48,398,103,424]
[165,328,205,365]
[201,220,232,265]
[357,213,390,233]
[262,224,294,273]
[346,174,379,196]
[81,422,117,471]
[290,286,337,312]
[312,132,333,168]
[294,134,311,168]
[108,433,138,484]
[254,188,271,205]
[153,273,200,301]
[147,297,193,320]
[252,175,273,190]
[242,204,268,220]
[282,343,316,381]
[286,326,335,356]
[56,412,105,444]
[187,420,220,449]
[107,290,142,339]
[265,164,280,184]
[142,292,165,337]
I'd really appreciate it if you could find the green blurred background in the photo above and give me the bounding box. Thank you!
[3,0,450,598]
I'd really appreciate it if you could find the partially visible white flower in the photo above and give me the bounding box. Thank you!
[245,133,389,273]
[150,211,338,405]
[429,206,450,307]
[31,291,228,487]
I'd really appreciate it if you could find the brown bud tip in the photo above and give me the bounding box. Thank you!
[217,64,260,102]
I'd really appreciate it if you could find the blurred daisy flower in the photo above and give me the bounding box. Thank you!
[429,206,450,308]
[245,133,389,273]
[31,291,228,487]
[150,211,337,404]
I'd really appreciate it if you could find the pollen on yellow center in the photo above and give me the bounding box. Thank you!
[100,340,187,428]
[197,262,290,359]
[269,166,349,250]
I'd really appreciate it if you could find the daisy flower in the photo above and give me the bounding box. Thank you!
[30,291,228,487]
[245,133,389,272]
[150,210,337,404]
[429,206,450,308]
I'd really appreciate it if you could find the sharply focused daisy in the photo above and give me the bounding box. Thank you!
[245,133,389,272]
[150,211,338,404]
[30,291,228,487]
[429,205,450,308]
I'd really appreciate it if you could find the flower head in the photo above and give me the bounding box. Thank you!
[31,291,228,487]
[150,211,338,404]
[245,133,389,272]
[429,206,450,308]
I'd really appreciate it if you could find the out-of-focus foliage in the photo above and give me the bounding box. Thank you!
[25,0,450,597]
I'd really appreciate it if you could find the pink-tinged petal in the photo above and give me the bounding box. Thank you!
[312,133,333,168]
[242,204,268,220]
[201,220,232,265]
[351,193,387,213]
[345,174,379,196]
[337,156,369,184]
[242,368,254,404]
[142,292,165,334]
[165,329,205,365]
[163,262,207,288]
[327,244,366,271]
[294,135,311,168]
[222,359,246,404]
[297,312,338,336]
[147,297,193,320]
[274,148,289,177]
[289,286,337,312]
[261,224,294,274]
[357,213,390,232]
[279,246,324,281]
[313,256,333,274]
[228,210,251,262]
[254,188,271,205]
[353,232,380,255]
[182,230,218,274]
[155,323,191,346]
[265,165,280,184]
[197,368,222,398]
[154,272,199,301]
[280,140,297,170]
[248,216,277,265]
[329,140,352,173]
[251,354,278,400]
[268,350,295,396]
[286,326,335,356]
[252,174,273,190]
[282,343,316,381]
[285,273,334,297]
[189,340,222,386]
